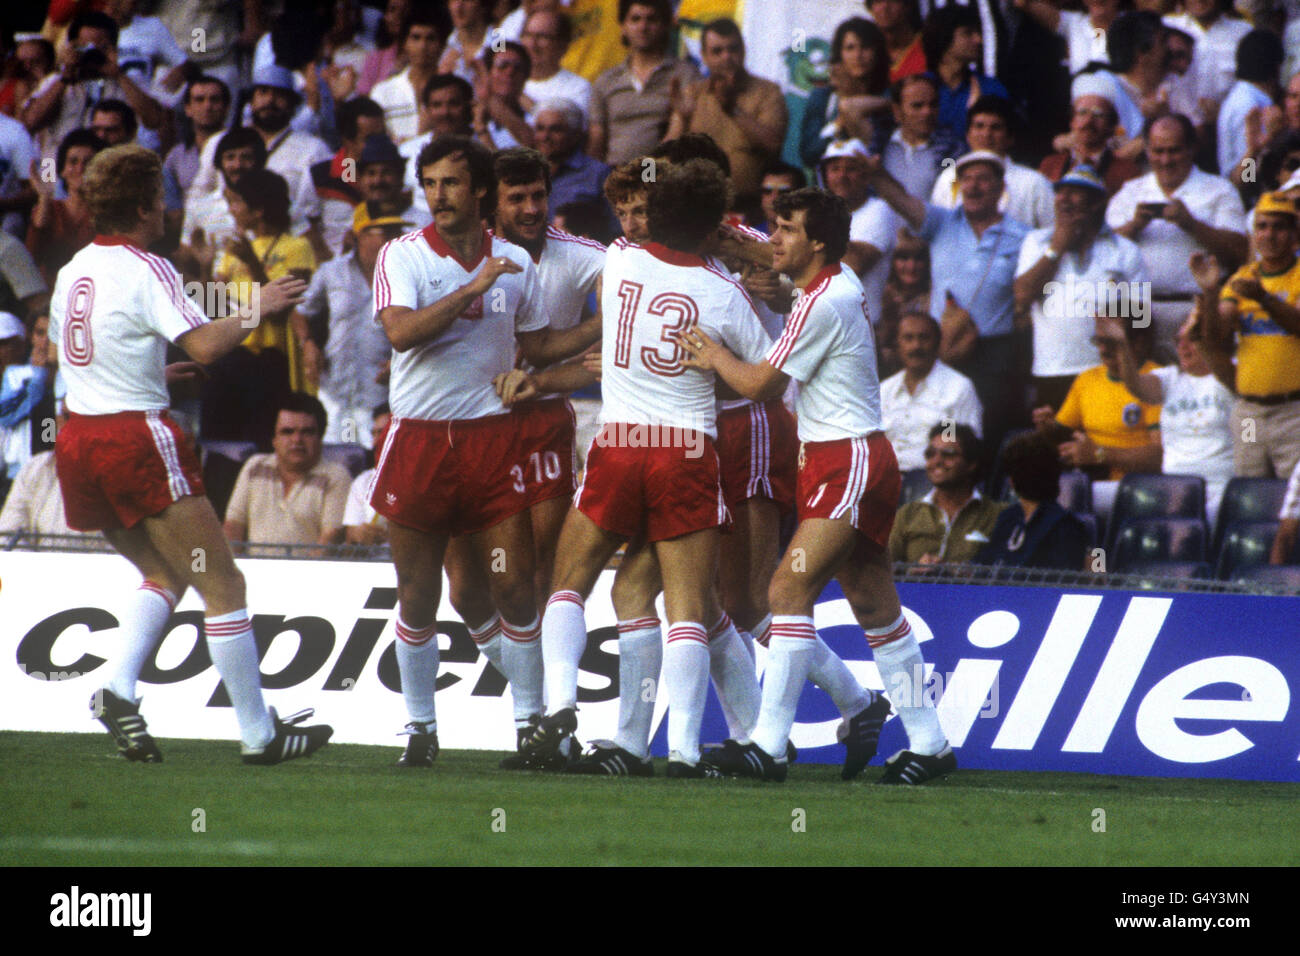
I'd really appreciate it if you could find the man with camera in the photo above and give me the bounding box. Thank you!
[19,11,165,164]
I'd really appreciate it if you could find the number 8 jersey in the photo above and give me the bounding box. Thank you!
[49,236,209,414]
[598,239,771,439]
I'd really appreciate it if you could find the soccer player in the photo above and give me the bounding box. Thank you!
[679,187,957,784]
[52,144,332,765]
[519,158,773,777]
[370,135,599,767]
[440,146,605,767]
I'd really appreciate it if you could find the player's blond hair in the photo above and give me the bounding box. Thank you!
[81,144,163,234]
[603,158,651,208]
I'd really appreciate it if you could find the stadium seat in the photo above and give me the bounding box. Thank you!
[1112,517,1208,572]
[1215,520,1282,580]
[199,440,257,521]
[1058,469,1092,513]
[900,467,932,505]
[322,443,369,478]
[1213,477,1288,557]
[1232,564,1300,592]
[1107,474,1206,551]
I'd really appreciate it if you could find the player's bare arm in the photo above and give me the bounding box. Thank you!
[176,275,306,365]
[678,327,788,401]
[515,314,602,368]
[379,256,521,352]
[493,353,599,404]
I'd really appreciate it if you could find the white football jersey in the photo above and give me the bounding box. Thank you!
[510,225,605,393]
[49,237,208,415]
[533,225,605,333]
[714,256,786,412]
[766,263,882,442]
[599,239,771,438]
[374,225,546,421]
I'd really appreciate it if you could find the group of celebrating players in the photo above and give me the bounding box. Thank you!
[53,128,956,785]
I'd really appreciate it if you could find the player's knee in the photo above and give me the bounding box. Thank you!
[767,571,814,617]
[488,571,537,623]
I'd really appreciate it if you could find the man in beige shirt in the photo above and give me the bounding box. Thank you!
[223,394,351,554]
[664,17,787,213]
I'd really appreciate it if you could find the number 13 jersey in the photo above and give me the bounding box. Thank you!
[598,239,771,439]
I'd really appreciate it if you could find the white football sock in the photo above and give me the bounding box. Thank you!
[663,622,710,764]
[541,590,586,713]
[107,582,176,702]
[500,615,544,726]
[751,613,773,648]
[749,616,816,759]
[395,617,439,727]
[736,627,756,664]
[204,610,274,750]
[467,613,504,674]
[869,614,947,755]
[810,635,872,719]
[614,617,661,758]
[708,612,760,739]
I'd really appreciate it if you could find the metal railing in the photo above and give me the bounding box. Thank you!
[6,531,1298,596]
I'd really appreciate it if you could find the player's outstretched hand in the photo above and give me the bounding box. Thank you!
[260,274,308,315]
[676,326,725,371]
[494,369,537,404]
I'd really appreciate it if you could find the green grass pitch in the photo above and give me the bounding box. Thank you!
[2,731,1296,866]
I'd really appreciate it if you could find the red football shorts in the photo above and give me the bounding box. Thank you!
[716,398,797,512]
[56,410,206,531]
[796,432,900,549]
[512,397,577,508]
[575,422,728,542]
[369,413,530,536]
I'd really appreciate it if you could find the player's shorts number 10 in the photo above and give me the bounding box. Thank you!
[511,451,562,493]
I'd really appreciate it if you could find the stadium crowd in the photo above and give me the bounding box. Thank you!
[5,0,1300,771]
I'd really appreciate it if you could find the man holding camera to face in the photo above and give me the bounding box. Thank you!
[19,11,165,165]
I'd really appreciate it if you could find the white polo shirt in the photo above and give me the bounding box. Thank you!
[370,67,420,144]
[1017,224,1148,377]
[1106,168,1247,297]
[880,360,984,470]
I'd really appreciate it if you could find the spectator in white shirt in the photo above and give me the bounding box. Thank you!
[1164,0,1252,110]
[520,9,591,122]
[929,94,1055,229]
[440,0,496,85]
[370,5,451,144]
[1015,164,1147,410]
[880,310,984,470]
[1216,30,1284,180]
[343,405,393,546]
[400,74,476,218]
[1095,311,1234,525]
[1107,113,1248,360]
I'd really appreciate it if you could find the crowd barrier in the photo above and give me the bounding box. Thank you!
[1,544,1295,781]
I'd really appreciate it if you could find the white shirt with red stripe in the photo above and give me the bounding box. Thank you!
[766,262,882,442]
[714,255,786,413]
[373,224,547,421]
[49,235,209,415]
[599,239,771,438]
[534,225,605,333]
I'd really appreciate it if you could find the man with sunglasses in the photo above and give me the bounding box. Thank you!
[889,423,1003,565]
[753,162,806,235]
[1039,77,1142,197]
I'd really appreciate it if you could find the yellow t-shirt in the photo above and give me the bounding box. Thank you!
[1221,258,1300,397]
[1056,362,1161,480]
[214,233,316,393]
